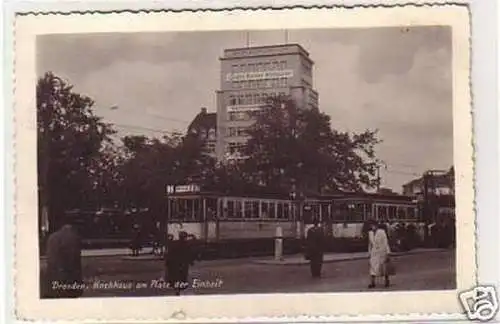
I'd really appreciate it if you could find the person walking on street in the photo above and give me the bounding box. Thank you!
[305,219,325,278]
[368,222,392,288]
[44,218,83,298]
[130,224,142,256]
[164,231,195,296]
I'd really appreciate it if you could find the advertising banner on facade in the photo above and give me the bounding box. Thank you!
[226,70,294,82]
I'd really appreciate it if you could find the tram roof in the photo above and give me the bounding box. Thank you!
[317,191,416,203]
[166,190,416,203]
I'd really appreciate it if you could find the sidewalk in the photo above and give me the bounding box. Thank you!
[252,248,447,265]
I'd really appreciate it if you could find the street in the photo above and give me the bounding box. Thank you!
[52,250,456,297]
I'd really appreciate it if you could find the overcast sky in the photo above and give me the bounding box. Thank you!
[37,26,453,193]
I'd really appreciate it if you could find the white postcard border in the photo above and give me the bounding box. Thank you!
[14,5,473,321]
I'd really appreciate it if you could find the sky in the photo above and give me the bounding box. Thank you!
[37,26,453,193]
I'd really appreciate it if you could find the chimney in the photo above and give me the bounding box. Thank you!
[201,107,207,114]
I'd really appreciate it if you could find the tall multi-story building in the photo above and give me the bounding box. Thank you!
[187,107,217,158]
[215,44,319,161]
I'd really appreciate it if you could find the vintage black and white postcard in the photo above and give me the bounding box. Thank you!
[13,4,476,322]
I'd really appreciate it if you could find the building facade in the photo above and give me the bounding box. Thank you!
[215,44,319,161]
[187,107,217,158]
[402,168,455,221]
[402,169,455,197]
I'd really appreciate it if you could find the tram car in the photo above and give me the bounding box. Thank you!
[165,184,425,257]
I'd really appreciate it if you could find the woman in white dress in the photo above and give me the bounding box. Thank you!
[368,222,391,288]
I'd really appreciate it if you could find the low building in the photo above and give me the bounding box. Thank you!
[187,107,217,157]
[402,169,455,196]
[402,168,455,223]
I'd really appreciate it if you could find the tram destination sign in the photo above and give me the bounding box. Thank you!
[166,184,201,194]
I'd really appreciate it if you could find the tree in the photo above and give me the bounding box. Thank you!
[37,72,116,232]
[116,132,216,223]
[241,97,381,194]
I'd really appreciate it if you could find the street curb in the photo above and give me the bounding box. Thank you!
[121,255,163,261]
[252,249,448,266]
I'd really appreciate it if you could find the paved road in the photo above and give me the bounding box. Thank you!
[57,250,455,297]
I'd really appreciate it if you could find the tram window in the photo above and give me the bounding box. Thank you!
[378,206,386,220]
[283,203,290,220]
[235,200,243,218]
[277,203,285,219]
[269,202,276,218]
[244,201,253,218]
[388,206,397,220]
[354,204,362,221]
[252,202,259,218]
[321,204,330,221]
[261,202,268,218]
[333,204,344,222]
[227,201,235,218]
[398,208,406,220]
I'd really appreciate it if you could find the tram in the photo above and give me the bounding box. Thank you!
[165,184,425,254]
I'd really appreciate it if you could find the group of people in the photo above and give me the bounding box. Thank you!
[130,224,166,257]
[305,219,393,288]
[43,218,199,298]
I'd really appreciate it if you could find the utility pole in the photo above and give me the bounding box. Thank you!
[376,166,380,192]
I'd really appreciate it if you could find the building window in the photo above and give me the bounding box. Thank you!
[302,61,311,76]
[228,95,236,106]
[228,111,249,121]
[279,60,287,70]
[248,63,255,72]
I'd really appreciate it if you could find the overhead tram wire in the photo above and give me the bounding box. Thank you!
[113,123,186,136]
[107,105,193,126]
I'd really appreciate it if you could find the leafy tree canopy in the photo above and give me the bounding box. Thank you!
[37,72,116,230]
[240,97,381,194]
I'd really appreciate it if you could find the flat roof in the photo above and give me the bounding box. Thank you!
[224,43,310,55]
[221,43,314,64]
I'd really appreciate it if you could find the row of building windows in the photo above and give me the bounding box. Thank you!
[194,128,216,140]
[302,61,312,77]
[228,110,260,121]
[227,127,249,137]
[227,142,247,154]
[228,91,287,106]
[231,60,287,73]
[204,142,216,153]
[232,78,288,90]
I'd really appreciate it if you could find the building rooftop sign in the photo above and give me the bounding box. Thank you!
[166,184,201,194]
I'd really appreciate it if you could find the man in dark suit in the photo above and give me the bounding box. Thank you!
[165,231,194,295]
[44,218,83,298]
[306,219,325,278]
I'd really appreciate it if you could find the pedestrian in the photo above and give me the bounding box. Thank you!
[368,222,392,288]
[164,231,194,296]
[305,219,325,278]
[130,224,142,256]
[44,218,83,298]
